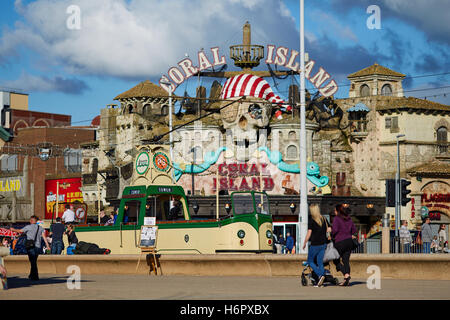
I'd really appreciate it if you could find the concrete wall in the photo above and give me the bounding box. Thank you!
[4,254,450,280]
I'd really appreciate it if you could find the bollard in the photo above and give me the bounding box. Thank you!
[382,214,390,254]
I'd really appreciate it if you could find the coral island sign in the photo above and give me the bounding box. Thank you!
[159,45,338,97]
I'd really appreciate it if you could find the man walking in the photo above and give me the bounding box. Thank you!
[421,217,433,254]
[49,217,65,254]
[399,220,412,253]
[11,216,50,280]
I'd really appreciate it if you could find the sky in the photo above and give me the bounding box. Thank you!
[0,0,449,124]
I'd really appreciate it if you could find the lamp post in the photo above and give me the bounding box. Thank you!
[395,134,405,253]
[160,80,174,183]
[298,0,308,254]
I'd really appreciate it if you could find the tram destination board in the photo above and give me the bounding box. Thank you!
[139,225,158,248]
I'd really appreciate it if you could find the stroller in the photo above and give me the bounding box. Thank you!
[301,259,339,287]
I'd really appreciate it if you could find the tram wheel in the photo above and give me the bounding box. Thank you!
[301,275,308,286]
[333,277,340,285]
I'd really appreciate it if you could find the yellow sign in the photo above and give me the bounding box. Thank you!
[0,179,21,192]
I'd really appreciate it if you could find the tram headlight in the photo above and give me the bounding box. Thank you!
[266,230,272,239]
[237,230,246,239]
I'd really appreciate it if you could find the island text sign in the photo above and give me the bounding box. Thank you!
[159,45,338,97]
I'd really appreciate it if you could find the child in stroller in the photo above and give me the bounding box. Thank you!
[301,258,339,287]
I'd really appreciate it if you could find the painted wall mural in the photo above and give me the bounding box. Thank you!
[173,146,329,196]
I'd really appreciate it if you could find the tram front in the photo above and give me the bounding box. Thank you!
[227,191,274,253]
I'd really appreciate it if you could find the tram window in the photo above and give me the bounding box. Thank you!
[153,196,185,221]
[123,200,140,223]
[232,193,254,215]
[255,193,270,215]
[145,198,155,217]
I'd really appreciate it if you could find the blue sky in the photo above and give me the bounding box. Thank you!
[0,0,449,124]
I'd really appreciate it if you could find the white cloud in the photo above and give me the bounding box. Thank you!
[1,72,89,94]
[1,0,299,80]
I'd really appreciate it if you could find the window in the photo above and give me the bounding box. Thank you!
[254,192,270,215]
[381,84,392,96]
[286,145,298,160]
[161,105,169,116]
[0,155,17,172]
[142,104,152,116]
[232,193,255,215]
[288,131,296,140]
[64,149,82,172]
[385,117,391,129]
[390,116,399,133]
[360,84,370,97]
[122,200,141,224]
[386,116,399,132]
[437,126,448,153]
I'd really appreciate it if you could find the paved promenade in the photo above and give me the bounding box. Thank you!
[2,274,450,300]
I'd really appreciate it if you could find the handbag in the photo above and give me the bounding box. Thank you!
[323,241,340,262]
[25,225,40,250]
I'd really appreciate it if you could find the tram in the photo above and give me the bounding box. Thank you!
[68,145,274,254]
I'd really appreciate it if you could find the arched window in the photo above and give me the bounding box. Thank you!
[127,104,133,114]
[161,105,169,116]
[360,84,370,97]
[142,104,152,116]
[288,131,296,140]
[381,84,392,96]
[286,145,298,160]
[437,126,448,153]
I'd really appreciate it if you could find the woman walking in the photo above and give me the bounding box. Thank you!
[302,204,331,287]
[331,204,356,286]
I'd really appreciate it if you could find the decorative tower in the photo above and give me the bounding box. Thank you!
[229,22,264,71]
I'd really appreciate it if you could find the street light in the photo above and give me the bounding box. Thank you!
[395,133,405,253]
[159,79,174,183]
[225,203,232,215]
[192,201,199,215]
[298,0,308,255]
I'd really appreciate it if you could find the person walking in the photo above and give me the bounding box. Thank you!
[49,217,65,255]
[438,224,447,253]
[10,216,50,281]
[331,204,356,286]
[421,217,433,254]
[302,204,331,287]
[285,232,294,254]
[399,220,412,253]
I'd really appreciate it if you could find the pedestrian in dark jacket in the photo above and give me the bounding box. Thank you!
[49,217,65,254]
[285,233,294,254]
[331,204,356,286]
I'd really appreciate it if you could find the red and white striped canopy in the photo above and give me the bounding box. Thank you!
[221,74,292,116]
